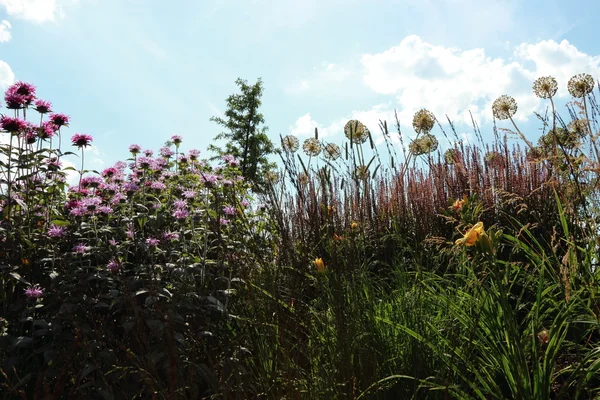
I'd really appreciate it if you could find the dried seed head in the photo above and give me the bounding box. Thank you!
[492,95,518,120]
[567,73,594,98]
[302,138,322,156]
[281,135,299,153]
[532,76,558,99]
[409,133,439,156]
[412,109,436,134]
[323,142,341,160]
[344,120,369,144]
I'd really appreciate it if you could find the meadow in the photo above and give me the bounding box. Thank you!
[1,75,600,399]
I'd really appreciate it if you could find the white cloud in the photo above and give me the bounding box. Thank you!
[0,59,15,88]
[0,0,57,23]
[290,36,600,150]
[361,36,600,126]
[0,20,11,42]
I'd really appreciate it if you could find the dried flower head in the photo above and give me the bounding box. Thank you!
[281,135,299,153]
[344,120,369,144]
[567,73,594,98]
[568,119,590,137]
[412,109,436,134]
[409,133,438,156]
[444,149,459,165]
[492,95,518,120]
[532,76,558,99]
[303,138,322,156]
[264,170,280,184]
[323,142,341,160]
[355,165,370,180]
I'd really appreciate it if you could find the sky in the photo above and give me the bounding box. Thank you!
[1,0,600,176]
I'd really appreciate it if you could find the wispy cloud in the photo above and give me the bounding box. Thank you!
[0,20,11,42]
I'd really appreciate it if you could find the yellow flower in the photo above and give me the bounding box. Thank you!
[452,195,467,212]
[314,257,325,273]
[350,221,359,230]
[455,222,485,247]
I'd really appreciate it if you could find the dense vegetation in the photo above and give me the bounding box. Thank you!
[1,74,600,399]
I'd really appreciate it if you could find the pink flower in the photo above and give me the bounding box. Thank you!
[34,99,52,114]
[162,232,179,241]
[48,225,66,237]
[146,237,159,246]
[49,113,70,127]
[173,200,187,209]
[73,243,90,253]
[223,206,236,215]
[71,133,93,148]
[160,146,174,158]
[0,115,27,133]
[171,135,182,145]
[107,258,120,272]
[129,144,141,154]
[240,200,250,207]
[24,284,43,299]
[182,190,196,199]
[173,209,189,219]
[219,218,230,226]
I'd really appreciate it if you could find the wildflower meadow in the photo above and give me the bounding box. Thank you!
[2,73,600,399]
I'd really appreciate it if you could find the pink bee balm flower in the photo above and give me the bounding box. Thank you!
[171,135,183,145]
[71,133,93,148]
[48,225,66,237]
[223,206,236,215]
[107,258,121,272]
[173,209,189,219]
[146,237,159,246]
[129,144,141,154]
[0,115,27,133]
[73,243,90,253]
[24,284,44,299]
[49,113,70,127]
[219,218,230,226]
[34,99,52,114]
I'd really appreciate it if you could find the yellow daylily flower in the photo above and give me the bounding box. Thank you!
[452,194,467,212]
[314,257,325,273]
[350,221,359,230]
[455,222,485,247]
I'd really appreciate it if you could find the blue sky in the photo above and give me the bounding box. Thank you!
[1,0,600,176]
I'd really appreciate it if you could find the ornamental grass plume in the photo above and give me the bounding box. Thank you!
[455,221,485,247]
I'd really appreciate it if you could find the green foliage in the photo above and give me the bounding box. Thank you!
[208,78,276,190]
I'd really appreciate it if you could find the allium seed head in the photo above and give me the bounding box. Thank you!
[567,73,595,98]
[492,95,518,120]
[412,109,436,134]
[532,76,558,99]
[281,135,299,153]
[303,138,321,156]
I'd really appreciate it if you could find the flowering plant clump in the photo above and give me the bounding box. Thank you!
[0,82,272,399]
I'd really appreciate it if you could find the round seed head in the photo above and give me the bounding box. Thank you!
[492,95,518,120]
[344,120,369,144]
[412,109,436,134]
[323,143,341,161]
[303,138,322,156]
[281,135,299,153]
[532,76,558,99]
[567,73,595,98]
